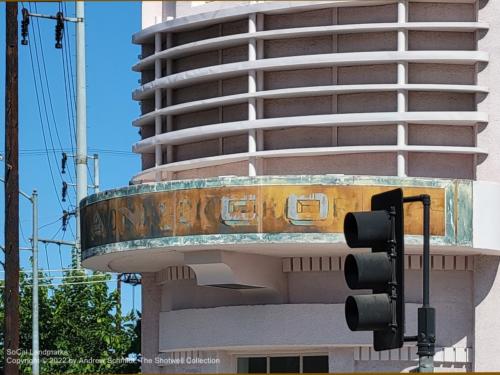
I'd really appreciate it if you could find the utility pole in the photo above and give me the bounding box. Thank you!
[4,2,20,374]
[75,1,88,269]
[31,191,39,375]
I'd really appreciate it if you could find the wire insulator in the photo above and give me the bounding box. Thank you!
[62,210,69,231]
[21,8,30,46]
[55,11,64,49]
[62,181,68,202]
[61,152,67,174]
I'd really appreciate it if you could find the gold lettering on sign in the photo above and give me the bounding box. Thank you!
[81,184,448,250]
[287,193,328,225]
[221,195,257,226]
[91,212,105,242]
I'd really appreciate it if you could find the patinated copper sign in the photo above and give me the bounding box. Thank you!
[81,184,445,251]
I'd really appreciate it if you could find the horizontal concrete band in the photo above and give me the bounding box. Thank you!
[133,111,488,153]
[133,145,486,182]
[159,303,419,351]
[158,346,472,365]
[134,84,489,127]
[133,0,480,43]
[133,51,489,100]
[282,255,475,273]
[80,233,465,272]
[134,22,489,71]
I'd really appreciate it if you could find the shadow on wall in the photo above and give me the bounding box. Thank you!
[474,255,499,305]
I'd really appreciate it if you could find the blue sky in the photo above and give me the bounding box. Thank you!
[0,1,143,314]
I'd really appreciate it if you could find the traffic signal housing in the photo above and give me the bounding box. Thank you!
[343,188,405,351]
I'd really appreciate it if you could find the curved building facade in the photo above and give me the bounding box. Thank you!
[81,1,500,372]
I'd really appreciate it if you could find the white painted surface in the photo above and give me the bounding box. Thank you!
[473,181,500,253]
[133,145,486,183]
[134,84,489,126]
[473,256,500,371]
[133,22,489,71]
[158,303,419,352]
[134,51,488,99]
[134,111,487,151]
[129,1,500,372]
[142,1,163,29]
[134,1,481,43]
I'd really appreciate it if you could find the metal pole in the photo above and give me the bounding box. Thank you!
[32,191,39,375]
[422,196,430,307]
[93,153,100,193]
[4,3,20,374]
[417,196,435,372]
[75,1,87,269]
[403,195,436,372]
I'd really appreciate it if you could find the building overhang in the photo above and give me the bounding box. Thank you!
[80,175,499,273]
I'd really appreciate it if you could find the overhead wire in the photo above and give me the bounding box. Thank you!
[27,14,66,215]
[1,279,117,288]
[38,216,61,230]
[0,268,84,274]
[17,148,135,156]
[27,2,76,239]
[44,242,51,278]
[32,3,77,202]
[60,1,77,183]
[25,273,110,281]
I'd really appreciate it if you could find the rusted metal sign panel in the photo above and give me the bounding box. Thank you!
[81,185,445,251]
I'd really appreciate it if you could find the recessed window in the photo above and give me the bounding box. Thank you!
[270,356,300,373]
[237,357,267,373]
[237,355,328,373]
[303,355,329,373]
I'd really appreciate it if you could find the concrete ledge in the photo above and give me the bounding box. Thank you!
[133,111,488,153]
[133,145,486,182]
[158,303,419,352]
[134,22,489,71]
[133,51,489,100]
[133,0,480,43]
[133,84,489,127]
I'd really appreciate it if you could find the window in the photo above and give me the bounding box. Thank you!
[238,357,267,374]
[303,356,329,373]
[237,355,328,373]
[270,357,300,373]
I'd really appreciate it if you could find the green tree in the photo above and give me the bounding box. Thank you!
[18,271,57,374]
[1,269,140,374]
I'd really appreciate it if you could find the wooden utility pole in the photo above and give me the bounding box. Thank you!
[4,2,20,375]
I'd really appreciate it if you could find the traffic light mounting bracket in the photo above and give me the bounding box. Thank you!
[402,194,435,373]
[387,206,398,333]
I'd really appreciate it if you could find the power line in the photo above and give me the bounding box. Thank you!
[27,3,77,239]
[0,267,84,273]
[60,1,77,183]
[27,19,65,214]
[32,3,77,201]
[38,216,61,230]
[25,274,111,281]
[14,147,134,156]
[1,279,117,288]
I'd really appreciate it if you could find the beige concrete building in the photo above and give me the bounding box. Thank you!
[80,0,500,372]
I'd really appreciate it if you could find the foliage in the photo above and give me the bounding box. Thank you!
[1,269,140,374]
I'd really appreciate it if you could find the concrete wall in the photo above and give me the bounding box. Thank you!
[473,255,500,371]
[136,1,484,180]
[477,0,500,183]
[135,1,500,373]
[140,254,476,373]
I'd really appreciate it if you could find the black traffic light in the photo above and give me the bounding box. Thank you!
[343,188,404,351]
